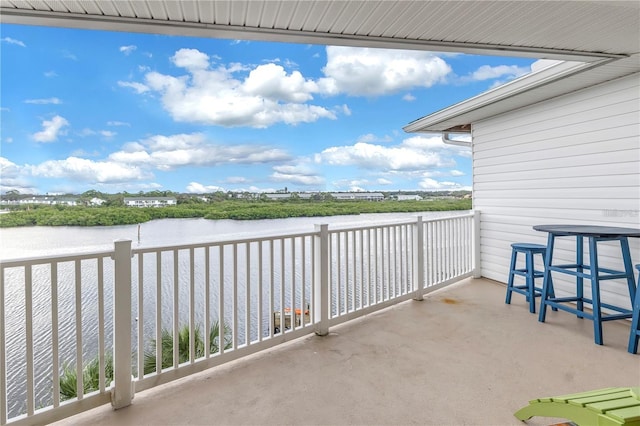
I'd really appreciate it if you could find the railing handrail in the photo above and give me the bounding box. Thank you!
[132,230,319,255]
[327,211,474,233]
[0,250,114,267]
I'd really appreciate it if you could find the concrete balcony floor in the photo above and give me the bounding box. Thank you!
[54,278,638,426]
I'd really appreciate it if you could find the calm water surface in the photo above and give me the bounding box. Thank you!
[0,211,467,259]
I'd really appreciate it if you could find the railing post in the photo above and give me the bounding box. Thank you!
[413,216,424,301]
[473,210,482,279]
[111,239,134,409]
[314,224,329,336]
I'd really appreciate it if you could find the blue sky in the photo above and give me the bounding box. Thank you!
[1,23,542,195]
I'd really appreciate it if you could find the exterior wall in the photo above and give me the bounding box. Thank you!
[473,73,640,308]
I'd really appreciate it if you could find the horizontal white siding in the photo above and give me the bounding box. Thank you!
[473,73,640,309]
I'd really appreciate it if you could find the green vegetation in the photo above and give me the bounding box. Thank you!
[59,354,114,400]
[0,198,471,228]
[59,322,231,400]
[143,322,232,375]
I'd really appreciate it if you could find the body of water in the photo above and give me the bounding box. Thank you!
[1,211,465,259]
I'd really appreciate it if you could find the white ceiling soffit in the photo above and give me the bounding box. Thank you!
[1,1,639,62]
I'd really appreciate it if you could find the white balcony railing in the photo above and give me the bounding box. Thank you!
[0,213,477,425]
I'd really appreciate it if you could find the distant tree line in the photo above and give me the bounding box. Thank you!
[1,189,470,206]
[0,198,472,228]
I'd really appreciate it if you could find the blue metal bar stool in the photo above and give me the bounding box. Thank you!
[505,243,550,313]
[628,264,640,354]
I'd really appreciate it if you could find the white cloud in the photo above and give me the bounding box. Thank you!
[318,142,446,171]
[186,182,226,193]
[450,170,465,176]
[470,64,529,81]
[27,157,151,183]
[225,176,250,184]
[418,178,468,190]
[63,51,77,61]
[109,133,291,170]
[315,135,471,183]
[243,63,318,102]
[44,71,58,78]
[319,46,451,96]
[270,172,324,186]
[1,37,26,47]
[358,133,393,144]
[456,62,541,87]
[118,81,150,94]
[107,121,131,127]
[32,115,69,143]
[272,164,313,175]
[1,157,21,179]
[531,59,566,73]
[79,128,117,138]
[337,104,351,116]
[131,49,339,128]
[128,46,471,127]
[70,149,101,157]
[172,48,210,70]
[24,98,62,105]
[332,178,370,191]
[270,164,324,186]
[402,93,416,102]
[120,45,137,55]
[0,157,36,191]
[317,134,470,172]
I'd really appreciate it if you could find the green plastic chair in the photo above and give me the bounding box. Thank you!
[515,387,640,425]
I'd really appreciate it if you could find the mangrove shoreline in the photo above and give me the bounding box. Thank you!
[0,199,471,228]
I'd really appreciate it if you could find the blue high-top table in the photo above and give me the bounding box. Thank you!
[533,225,640,349]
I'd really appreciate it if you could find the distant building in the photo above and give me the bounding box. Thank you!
[89,197,106,206]
[19,196,54,205]
[330,192,384,201]
[124,197,177,208]
[397,194,423,201]
[264,193,292,200]
[0,195,82,206]
[263,193,313,200]
[52,197,78,206]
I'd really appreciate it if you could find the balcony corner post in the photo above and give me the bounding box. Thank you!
[111,239,134,409]
[473,210,481,279]
[413,216,424,301]
[314,224,329,336]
